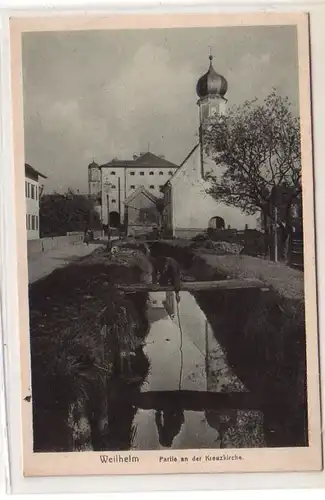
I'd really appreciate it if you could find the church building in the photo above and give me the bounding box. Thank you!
[162,55,259,237]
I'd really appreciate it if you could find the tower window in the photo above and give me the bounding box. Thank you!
[159,171,163,175]
[111,199,116,203]
[149,171,154,176]
[130,172,135,176]
[149,185,155,189]
[140,172,144,176]
[130,185,135,189]
[110,171,116,175]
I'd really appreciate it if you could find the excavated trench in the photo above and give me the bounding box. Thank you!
[146,240,308,448]
[29,243,308,452]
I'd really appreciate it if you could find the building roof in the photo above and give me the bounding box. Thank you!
[88,160,100,169]
[25,163,47,179]
[161,143,200,191]
[100,152,179,169]
[196,55,228,99]
[123,184,159,206]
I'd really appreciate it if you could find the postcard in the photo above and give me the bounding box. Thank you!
[9,11,322,477]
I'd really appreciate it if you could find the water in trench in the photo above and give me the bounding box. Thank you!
[69,290,267,451]
[115,291,266,450]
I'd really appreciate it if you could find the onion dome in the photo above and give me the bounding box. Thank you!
[196,55,228,98]
[88,160,99,169]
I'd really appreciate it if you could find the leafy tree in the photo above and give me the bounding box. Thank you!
[40,189,101,237]
[204,90,301,260]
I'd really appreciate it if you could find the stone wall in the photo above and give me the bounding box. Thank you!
[127,225,155,237]
[174,228,204,239]
[27,231,101,259]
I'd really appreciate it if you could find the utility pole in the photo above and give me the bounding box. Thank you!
[118,176,121,227]
[274,205,278,263]
[104,181,112,244]
[107,193,110,243]
[100,168,104,237]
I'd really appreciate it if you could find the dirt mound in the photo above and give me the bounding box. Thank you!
[192,240,244,255]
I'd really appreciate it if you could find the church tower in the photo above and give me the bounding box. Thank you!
[88,160,101,197]
[196,55,228,178]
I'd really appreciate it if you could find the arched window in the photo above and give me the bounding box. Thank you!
[208,216,225,229]
[149,171,154,176]
[110,171,116,175]
[109,211,120,228]
[159,171,163,175]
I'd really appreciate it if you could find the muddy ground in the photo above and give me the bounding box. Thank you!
[29,246,151,451]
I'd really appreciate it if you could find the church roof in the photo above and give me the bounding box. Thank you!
[196,55,228,99]
[100,152,179,169]
[161,143,200,190]
[88,160,99,169]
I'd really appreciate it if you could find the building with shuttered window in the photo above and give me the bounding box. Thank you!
[88,152,179,227]
[25,163,47,240]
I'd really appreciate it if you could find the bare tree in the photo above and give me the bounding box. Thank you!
[155,198,166,234]
[204,90,301,260]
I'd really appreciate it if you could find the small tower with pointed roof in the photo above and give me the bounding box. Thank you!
[88,160,101,197]
[196,54,228,177]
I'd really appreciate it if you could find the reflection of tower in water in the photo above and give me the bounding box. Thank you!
[155,408,185,448]
[163,291,176,319]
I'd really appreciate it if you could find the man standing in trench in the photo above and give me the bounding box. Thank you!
[152,255,181,303]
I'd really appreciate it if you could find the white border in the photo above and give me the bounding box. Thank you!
[0,0,324,496]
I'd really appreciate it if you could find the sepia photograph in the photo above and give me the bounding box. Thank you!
[9,12,322,476]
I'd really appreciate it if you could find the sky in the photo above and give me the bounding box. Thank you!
[22,25,299,194]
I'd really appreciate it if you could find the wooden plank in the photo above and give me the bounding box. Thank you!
[112,390,264,412]
[116,279,269,292]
